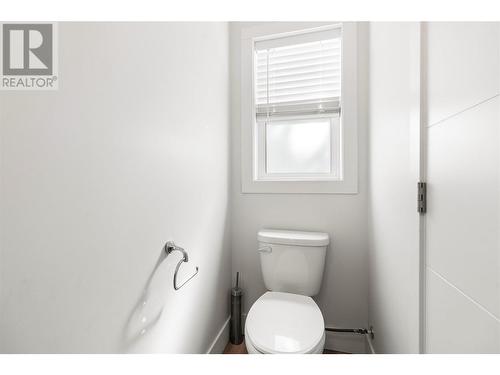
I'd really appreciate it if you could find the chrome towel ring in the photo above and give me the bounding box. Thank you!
[164,241,199,291]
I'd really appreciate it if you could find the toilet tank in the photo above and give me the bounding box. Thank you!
[257,229,329,296]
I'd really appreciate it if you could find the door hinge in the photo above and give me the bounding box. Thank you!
[417,182,427,214]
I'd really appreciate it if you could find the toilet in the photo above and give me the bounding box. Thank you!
[245,229,329,354]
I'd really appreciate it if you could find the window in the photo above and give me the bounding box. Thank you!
[241,23,358,193]
[254,28,342,181]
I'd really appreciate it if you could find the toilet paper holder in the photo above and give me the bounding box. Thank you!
[164,241,199,291]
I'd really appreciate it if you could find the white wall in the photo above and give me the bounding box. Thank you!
[230,22,369,354]
[0,23,231,353]
[424,22,500,353]
[367,22,421,354]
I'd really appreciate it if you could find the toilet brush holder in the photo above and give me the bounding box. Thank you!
[230,272,243,345]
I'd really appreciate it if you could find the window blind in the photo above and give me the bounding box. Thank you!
[254,27,342,121]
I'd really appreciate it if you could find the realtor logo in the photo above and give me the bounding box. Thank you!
[1,23,58,90]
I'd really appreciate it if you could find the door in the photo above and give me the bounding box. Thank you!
[423,22,500,353]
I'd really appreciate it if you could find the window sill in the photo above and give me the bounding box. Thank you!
[241,178,358,194]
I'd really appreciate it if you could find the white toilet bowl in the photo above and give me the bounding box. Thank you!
[245,291,325,354]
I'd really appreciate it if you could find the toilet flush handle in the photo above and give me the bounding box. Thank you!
[258,245,272,253]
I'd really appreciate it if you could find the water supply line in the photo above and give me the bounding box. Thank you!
[325,326,376,354]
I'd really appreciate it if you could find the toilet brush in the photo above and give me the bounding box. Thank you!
[230,272,243,345]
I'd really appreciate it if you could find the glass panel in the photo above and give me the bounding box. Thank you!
[265,119,331,174]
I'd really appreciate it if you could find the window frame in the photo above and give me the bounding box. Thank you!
[241,23,358,194]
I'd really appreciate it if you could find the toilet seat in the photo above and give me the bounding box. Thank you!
[245,291,325,354]
[245,328,325,354]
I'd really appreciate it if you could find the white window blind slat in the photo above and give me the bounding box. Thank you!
[257,57,340,73]
[256,48,340,63]
[256,80,341,95]
[254,26,342,120]
[256,88,340,102]
[256,71,340,85]
[256,68,341,83]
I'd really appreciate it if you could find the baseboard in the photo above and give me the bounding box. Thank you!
[207,316,231,354]
[324,330,367,354]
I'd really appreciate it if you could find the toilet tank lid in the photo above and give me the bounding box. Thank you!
[258,229,329,247]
